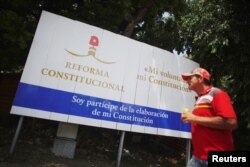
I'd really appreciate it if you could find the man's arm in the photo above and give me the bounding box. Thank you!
[181,111,237,130]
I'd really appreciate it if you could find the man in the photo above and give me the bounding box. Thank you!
[181,67,237,167]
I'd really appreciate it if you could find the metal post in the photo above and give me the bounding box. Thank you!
[9,116,24,154]
[116,131,126,167]
[186,139,191,167]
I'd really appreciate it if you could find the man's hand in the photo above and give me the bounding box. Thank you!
[181,108,193,123]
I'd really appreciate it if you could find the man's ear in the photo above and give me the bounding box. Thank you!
[198,76,204,83]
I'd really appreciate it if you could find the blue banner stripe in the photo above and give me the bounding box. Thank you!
[13,82,190,132]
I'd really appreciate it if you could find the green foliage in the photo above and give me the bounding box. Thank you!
[0,0,187,73]
[177,0,250,149]
[177,0,232,68]
[129,0,188,47]
[0,0,40,73]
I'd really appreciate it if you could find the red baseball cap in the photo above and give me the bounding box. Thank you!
[181,67,211,81]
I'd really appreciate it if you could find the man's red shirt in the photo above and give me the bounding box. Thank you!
[191,86,237,160]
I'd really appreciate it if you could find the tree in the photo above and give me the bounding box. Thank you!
[0,0,188,73]
[177,0,250,149]
[0,0,39,73]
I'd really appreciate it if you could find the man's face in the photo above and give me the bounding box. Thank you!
[185,75,202,91]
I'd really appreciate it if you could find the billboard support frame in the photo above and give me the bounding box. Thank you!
[186,139,191,166]
[116,131,126,167]
[9,117,191,166]
[9,116,24,154]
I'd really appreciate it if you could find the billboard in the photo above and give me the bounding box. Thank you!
[11,11,198,139]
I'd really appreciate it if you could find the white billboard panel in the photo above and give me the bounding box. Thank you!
[11,11,198,139]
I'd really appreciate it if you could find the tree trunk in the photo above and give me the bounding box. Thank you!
[123,0,155,37]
